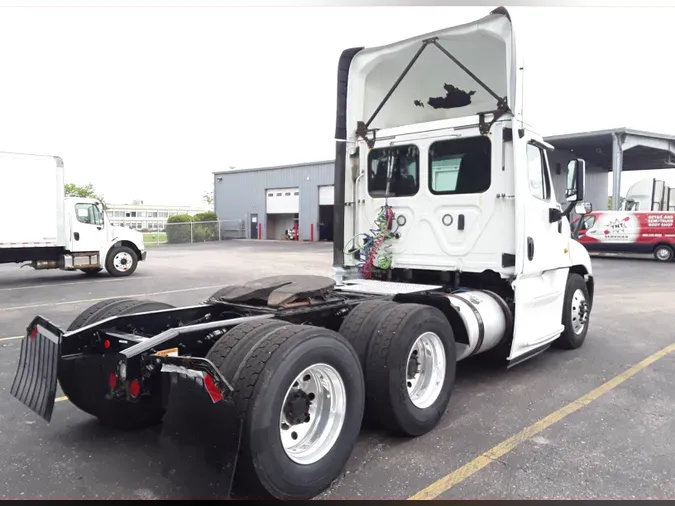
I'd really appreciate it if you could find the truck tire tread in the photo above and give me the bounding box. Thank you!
[67,298,136,331]
[365,303,456,437]
[229,324,302,419]
[338,299,398,370]
[60,299,175,430]
[206,319,288,376]
[553,273,590,350]
[105,245,139,277]
[212,324,364,499]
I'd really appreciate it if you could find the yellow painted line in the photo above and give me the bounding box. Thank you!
[0,284,227,312]
[0,335,22,342]
[55,396,68,403]
[408,342,675,500]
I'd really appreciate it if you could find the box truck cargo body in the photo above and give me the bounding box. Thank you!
[0,152,147,276]
[0,152,65,249]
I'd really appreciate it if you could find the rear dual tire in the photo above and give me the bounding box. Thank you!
[59,298,173,430]
[339,301,457,437]
[205,321,364,500]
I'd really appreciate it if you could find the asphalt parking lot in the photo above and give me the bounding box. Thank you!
[0,241,673,500]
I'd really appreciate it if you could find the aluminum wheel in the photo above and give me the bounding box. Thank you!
[113,252,134,272]
[406,331,446,409]
[571,288,589,335]
[655,246,672,261]
[279,363,347,466]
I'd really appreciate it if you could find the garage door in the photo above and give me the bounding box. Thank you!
[319,185,334,206]
[266,187,300,214]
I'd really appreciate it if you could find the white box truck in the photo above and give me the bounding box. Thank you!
[11,7,594,500]
[0,151,147,276]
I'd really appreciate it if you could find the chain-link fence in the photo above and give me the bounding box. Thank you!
[142,220,246,246]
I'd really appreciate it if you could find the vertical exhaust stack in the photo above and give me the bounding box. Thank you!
[333,47,364,271]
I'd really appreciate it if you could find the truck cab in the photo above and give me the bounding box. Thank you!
[333,6,595,365]
[64,196,147,276]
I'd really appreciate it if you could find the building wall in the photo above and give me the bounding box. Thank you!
[214,161,334,241]
[106,203,210,231]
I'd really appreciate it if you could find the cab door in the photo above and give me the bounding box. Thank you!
[70,201,106,253]
[509,130,569,363]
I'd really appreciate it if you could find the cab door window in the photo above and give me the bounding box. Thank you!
[526,144,552,201]
[75,203,103,226]
[581,215,595,230]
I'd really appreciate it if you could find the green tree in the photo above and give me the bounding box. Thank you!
[203,190,214,207]
[65,182,107,208]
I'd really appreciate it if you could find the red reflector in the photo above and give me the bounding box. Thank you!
[129,379,141,398]
[103,340,111,349]
[108,373,117,389]
[29,327,38,340]
[203,373,224,403]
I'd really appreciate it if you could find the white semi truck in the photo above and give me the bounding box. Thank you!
[0,151,147,277]
[11,7,594,500]
[620,177,675,212]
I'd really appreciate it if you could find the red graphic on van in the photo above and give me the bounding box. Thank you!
[573,211,675,254]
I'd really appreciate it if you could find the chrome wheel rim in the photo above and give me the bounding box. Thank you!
[406,332,446,409]
[113,252,133,272]
[571,289,588,335]
[656,247,671,260]
[279,363,346,465]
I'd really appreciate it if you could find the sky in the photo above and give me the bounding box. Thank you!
[0,3,673,208]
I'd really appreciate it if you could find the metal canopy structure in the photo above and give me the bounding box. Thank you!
[545,128,675,210]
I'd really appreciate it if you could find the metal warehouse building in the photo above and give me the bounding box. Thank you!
[213,128,675,242]
[214,160,336,242]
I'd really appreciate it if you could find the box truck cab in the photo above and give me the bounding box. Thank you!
[0,152,146,276]
[574,210,675,262]
[65,196,147,275]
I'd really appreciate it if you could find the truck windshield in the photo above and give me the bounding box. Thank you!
[429,136,491,195]
[367,145,419,198]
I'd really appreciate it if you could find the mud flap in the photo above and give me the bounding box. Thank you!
[10,320,62,422]
[159,368,243,499]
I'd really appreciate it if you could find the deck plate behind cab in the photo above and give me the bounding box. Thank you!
[209,275,336,307]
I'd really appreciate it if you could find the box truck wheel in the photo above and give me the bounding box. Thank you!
[364,303,456,437]
[653,244,674,262]
[553,273,590,350]
[58,299,174,430]
[205,323,364,500]
[105,245,138,277]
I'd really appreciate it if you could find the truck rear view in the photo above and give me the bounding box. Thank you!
[8,6,595,502]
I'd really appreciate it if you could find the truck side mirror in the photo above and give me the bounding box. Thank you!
[565,159,586,202]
